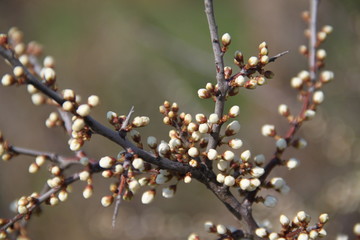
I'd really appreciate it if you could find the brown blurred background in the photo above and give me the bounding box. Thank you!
[0,0,359,239]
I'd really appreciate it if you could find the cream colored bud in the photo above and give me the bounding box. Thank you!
[261,124,275,137]
[13,66,24,77]
[162,186,175,198]
[260,47,268,56]
[320,70,334,83]
[169,138,181,149]
[217,160,229,171]
[99,156,115,169]
[297,211,310,222]
[250,167,265,178]
[318,229,327,237]
[240,150,251,162]
[76,104,91,117]
[216,173,225,183]
[229,138,243,149]
[208,113,219,124]
[132,158,145,170]
[83,186,93,199]
[234,75,245,87]
[270,177,285,190]
[51,166,61,175]
[41,67,56,82]
[128,179,141,194]
[287,158,300,169]
[79,171,90,181]
[195,114,207,123]
[72,118,85,131]
[114,164,124,174]
[268,232,279,240]
[248,56,259,67]
[255,228,267,238]
[17,205,28,214]
[225,120,241,136]
[191,131,201,142]
[204,221,214,232]
[223,150,235,161]
[31,93,45,106]
[278,104,289,116]
[276,138,287,150]
[259,41,267,49]
[87,95,100,107]
[69,139,82,151]
[322,25,333,34]
[250,178,261,189]
[158,141,170,157]
[317,49,327,60]
[141,190,155,204]
[291,77,303,88]
[187,233,199,240]
[309,230,319,239]
[28,163,39,173]
[188,147,199,158]
[224,175,235,186]
[318,31,327,42]
[49,196,59,206]
[297,233,309,240]
[313,90,324,104]
[187,122,198,133]
[260,55,269,64]
[354,223,360,235]
[319,213,329,224]
[147,136,157,149]
[229,105,240,118]
[216,224,227,235]
[280,215,290,226]
[102,170,113,178]
[304,109,316,120]
[298,70,310,81]
[62,101,74,112]
[184,175,192,183]
[207,149,218,160]
[239,178,250,190]
[205,82,214,91]
[101,195,113,207]
[198,88,211,99]
[221,33,231,46]
[198,123,209,133]
[1,74,14,86]
[43,56,55,68]
[299,45,308,54]
[264,195,277,208]
[27,84,38,94]
[58,190,69,202]
[35,155,46,166]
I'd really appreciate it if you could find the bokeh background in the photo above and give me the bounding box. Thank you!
[0,0,359,239]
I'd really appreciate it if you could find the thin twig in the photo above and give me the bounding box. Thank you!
[268,50,289,63]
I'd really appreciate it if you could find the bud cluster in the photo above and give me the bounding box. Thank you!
[0,131,13,162]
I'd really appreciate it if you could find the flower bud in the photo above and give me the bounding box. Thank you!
[270,177,285,190]
[13,66,24,77]
[99,156,115,169]
[254,154,265,165]
[87,95,100,107]
[298,233,309,240]
[240,150,251,162]
[224,175,235,186]
[158,141,170,157]
[216,224,227,235]
[316,49,327,60]
[41,67,56,82]
[255,228,268,238]
[128,179,141,194]
[276,138,287,150]
[313,90,324,104]
[217,160,229,171]
[198,88,211,99]
[261,124,276,137]
[248,56,259,67]
[260,55,269,64]
[354,223,360,235]
[279,214,290,226]
[83,185,93,199]
[141,190,155,204]
[286,158,300,169]
[229,138,243,149]
[216,173,225,183]
[79,171,90,181]
[1,74,14,86]
[28,163,39,173]
[250,167,265,178]
[320,70,334,83]
[43,56,55,68]
[221,33,231,46]
[76,104,91,117]
[223,150,235,161]
[291,77,303,89]
[208,113,219,124]
[198,123,209,133]
[162,185,176,198]
[147,136,157,149]
[101,195,113,207]
[72,118,85,131]
[319,213,329,224]
[264,195,277,208]
[132,158,145,171]
[31,93,46,106]
[278,104,290,117]
[207,149,217,160]
[234,75,245,87]
[304,109,316,120]
[239,178,250,190]
[229,105,240,118]
[225,121,241,136]
[58,190,69,202]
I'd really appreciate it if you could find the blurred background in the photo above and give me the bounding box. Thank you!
[0,0,359,239]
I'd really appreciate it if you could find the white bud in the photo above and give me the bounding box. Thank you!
[270,177,285,190]
[276,138,287,150]
[204,221,214,232]
[255,228,267,238]
[69,139,82,151]
[1,74,14,86]
[83,186,93,199]
[101,196,113,207]
[248,56,259,67]
[198,123,209,134]
[28,163,39,173]
[188,233,199,240]
[320,70,334,83]
[264,195,277,208]
[184,175,192,183]
[309,230,319,239]
[79,171,90,181]
[162,186,175,198]
[354,223,360,235]
[198,88,210,99]
[216,173,225,183]
[99,156,115,169]
[41,68,56,82]
[298,70,310,81]
[297,211,310,222]
[223,150,235,161]
[141,190,155,204]
[58,190,68,202]
[147,136,157,148]
[291,77,303,88]
[249,178,261,190]
[87,95,100,107]
[228,138,243,149]
[169,138,181,149]
[250,167,265,178]
[217,160,229,171]
[155,174,169,185]
[76,104,91,117]
[278,104,289,116]
[188,147,199,158]
[229,105,240,117]
[63,89,75,101]
[208,113,219,124]
[336,234,348,240]
[72,118,85,132]
[304,109,316,120]
[31,93,45,106]
[225,121,241,136]
[224,175,235,186]
[268,233,279,240]
[216,224,227,235]
[132,158,145,171]
[317,49,327,60]
[287,158,300,169]
[234,75,245,87]
[262,124,275,137]
[207,149,218,160]
[241,150,251,162]
[158,141,170,157]
[114,164,124,174]
[298,233,309,240]
[254,154,265,165]
[280,215,290,226]
[221,33,231,46]
[18,205,28,214]
[128,179,141,194]
[187,122,198,133]
[260,55,269,64]
[62,101,74,112]
[319,213,329,224]
[239,178,251,190]
[313,90,324,104]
